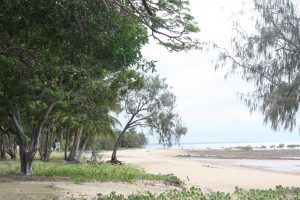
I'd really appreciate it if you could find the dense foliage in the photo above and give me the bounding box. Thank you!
[120,129,148,149]
[0,160,182,185]
[0,0,193,174]
[94,186,300,200]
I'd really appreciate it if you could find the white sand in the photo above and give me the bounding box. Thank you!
[2,148,300,199]
[100,149,300,192]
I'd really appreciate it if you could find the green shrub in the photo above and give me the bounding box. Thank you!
[277,144,285,148]
[92,186,300,200]
[0,161,181,185]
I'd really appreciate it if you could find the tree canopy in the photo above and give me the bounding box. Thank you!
[215,0,300,131]
[103,0,200,51]
[111,75,187,162]
[0,0,194,174]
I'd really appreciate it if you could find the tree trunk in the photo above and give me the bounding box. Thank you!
[12,102,57,175]
[19,144,34,175]
[0,130,6,160]
[42,128,53,162]
[111,129,126,163]
[67,126,83,162]
[7,132,16,159]
[110,113,136,163]
[64,127,70,160]
[77,137,89,161]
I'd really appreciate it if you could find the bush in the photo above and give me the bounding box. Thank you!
[0,160,182,185]
[93,186,300,200]
[120,129,148,149]
[277,144,285,148]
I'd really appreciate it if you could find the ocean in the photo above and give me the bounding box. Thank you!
[146,141,300,150]
[146,142,300,173]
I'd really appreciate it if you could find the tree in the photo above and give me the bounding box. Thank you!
[111,75,187,163]
[103,0,200,51]
[0,0,148,175]
[120,128,148,148]
[215,0,300,131]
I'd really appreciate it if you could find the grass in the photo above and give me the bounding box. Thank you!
[0,160,182,185]
[91,186,300,200]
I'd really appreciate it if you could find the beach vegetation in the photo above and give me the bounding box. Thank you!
[0,160,182,185]
[0,0,196,175]
[235,145,253,151]
[287,144,300,149]
[110,76,187,163]
[93,185,300,200]
[215,0,300,132]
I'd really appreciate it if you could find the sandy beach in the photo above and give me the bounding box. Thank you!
[100,149,300,192]
[1,148,300,199]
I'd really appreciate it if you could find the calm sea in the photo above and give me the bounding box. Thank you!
[146,142,300,173]
[146,141,300,150]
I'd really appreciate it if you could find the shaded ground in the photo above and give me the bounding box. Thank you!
[0,175,179,200]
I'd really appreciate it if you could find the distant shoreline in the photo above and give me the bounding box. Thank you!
[146,141,300,150]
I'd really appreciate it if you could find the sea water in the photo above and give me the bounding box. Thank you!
[146,141,300,150]
[146,142,300,173]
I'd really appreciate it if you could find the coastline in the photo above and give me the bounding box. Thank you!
[99,148,300,192]
[1,148,300,199]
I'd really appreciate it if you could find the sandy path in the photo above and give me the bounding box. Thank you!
[100,149,300,192]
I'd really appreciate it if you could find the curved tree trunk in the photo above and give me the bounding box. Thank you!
[12,102,57,175]
[111,131,125,163]
[110,113,136,163]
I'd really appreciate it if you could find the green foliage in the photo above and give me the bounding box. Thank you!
[234,185,300,200]
[0,160,182,185]
[235,146,253,151]
[92,186,300,200]
[104,0,200,51]
[287,144,300,148]
[121,75,187,147]
[215,0,300,131]
[120,129,148,149]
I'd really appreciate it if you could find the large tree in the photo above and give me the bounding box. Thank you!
[0,0,148,175]
[111,75,187,163]
[0,0,198,175]
[215,0,300,131]
[103,0,200,51]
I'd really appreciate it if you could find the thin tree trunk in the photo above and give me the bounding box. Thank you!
[77,137,89,161]
[7,132,16,159]
[0,130,6,160]
[111,128,127,163]
[111,112,137,163]
[67,125,83,162]
[42,127,53,162]
[64,127,70,160]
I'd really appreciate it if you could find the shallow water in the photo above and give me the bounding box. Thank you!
[193,158,300,173]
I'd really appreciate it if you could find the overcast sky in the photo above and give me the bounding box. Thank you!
[142,0,300,144]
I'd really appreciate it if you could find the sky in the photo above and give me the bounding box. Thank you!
[141,0,300,144]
